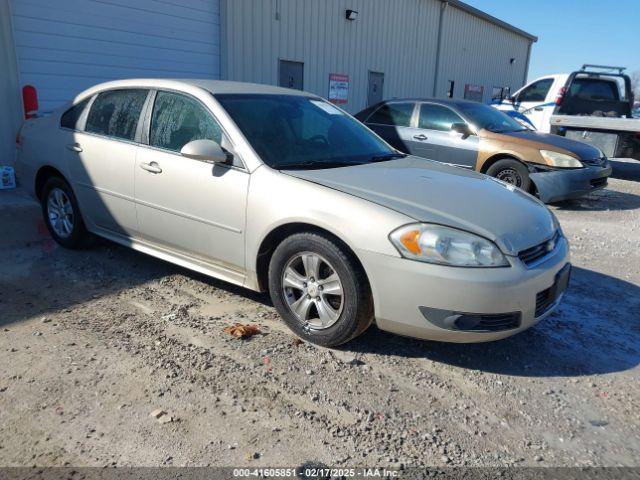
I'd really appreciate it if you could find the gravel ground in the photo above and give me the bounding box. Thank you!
[1,159,639,468]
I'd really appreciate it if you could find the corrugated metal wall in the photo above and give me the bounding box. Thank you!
[222,0,442,113]
[436,3,531,102]
[221,0,532,113]
[0,0,21,166]
[10,0,221,112]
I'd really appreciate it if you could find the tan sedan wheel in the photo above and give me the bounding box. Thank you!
[268,232,374,347]
[41,177,92,249]
[486,158,531,192]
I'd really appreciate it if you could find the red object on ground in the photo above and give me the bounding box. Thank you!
[22,85,38,119]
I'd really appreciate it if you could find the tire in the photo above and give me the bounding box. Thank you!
[486,158,531,192]
[268,232,374,347]
[41,177,92,249]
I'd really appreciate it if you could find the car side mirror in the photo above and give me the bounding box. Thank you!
[450,123,474,138]
[509,95,517,104]
[180,139,230,164]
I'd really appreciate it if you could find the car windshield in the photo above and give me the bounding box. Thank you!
[215,94,399,169]
[456,102,531,133]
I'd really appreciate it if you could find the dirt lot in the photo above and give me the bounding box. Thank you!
[1,159,639,469]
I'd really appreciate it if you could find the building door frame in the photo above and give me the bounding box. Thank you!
[367,71,385,107]
[278,59,304,91]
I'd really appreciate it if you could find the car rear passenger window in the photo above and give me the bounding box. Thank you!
[85,89,148,141]
[367,103,414,127]
[517,79,553,103]
[418,104,464,131]
[149,91,223,152]
[60,98,90,130]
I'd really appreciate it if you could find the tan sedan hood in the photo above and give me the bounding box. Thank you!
[481,129,602,159]
[284,157,556,256]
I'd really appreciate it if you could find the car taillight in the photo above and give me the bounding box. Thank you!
[555,87,566,106]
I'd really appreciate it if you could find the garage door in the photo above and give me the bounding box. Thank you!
[9,0,221,112]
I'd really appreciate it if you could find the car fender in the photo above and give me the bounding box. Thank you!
[244,166,412,291]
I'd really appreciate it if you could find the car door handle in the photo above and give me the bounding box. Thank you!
[413,134,428,141]
[66,143,83,153]
[534,107,544,111]
[140,162,162,174]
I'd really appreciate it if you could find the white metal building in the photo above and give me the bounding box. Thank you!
[0,0,536,166]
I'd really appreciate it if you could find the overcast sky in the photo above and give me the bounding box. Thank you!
[465,0,640,82]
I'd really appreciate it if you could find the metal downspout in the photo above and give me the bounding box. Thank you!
[432,1,448,98]
[523,41,532,85]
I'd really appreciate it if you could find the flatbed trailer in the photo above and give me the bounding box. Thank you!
[550,115,640,132]
[550,114,640,160]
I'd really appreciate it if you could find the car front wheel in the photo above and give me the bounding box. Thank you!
[486,158,531,192]
[268,232,373,347]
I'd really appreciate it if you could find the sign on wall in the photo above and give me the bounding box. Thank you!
[464,84,484,102]
[328,74,349,104]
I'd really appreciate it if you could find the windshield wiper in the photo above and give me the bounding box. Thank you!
[279,161,359,170]
[279,153,407,170]
[370,153,408,163]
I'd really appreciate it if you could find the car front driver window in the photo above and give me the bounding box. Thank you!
[150,92,224,153]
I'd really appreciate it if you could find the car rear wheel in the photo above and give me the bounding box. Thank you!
[268,232,373,347]
[486,158,531,192]
[41,177,92,249]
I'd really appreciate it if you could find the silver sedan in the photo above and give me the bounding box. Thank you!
[16,79,570,346]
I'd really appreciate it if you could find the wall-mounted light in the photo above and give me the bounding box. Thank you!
[346,9,358,21]
[510,58,516,65]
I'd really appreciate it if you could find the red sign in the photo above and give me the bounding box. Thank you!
[328,74,349,104]
[464,84,484,102]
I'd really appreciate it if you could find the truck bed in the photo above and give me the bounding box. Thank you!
[550,115,640,133]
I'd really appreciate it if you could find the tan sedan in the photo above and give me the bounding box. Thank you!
[356,99,612,203]
[16,79,570,346]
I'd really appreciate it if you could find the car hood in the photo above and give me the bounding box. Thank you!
[500,130,602,160]
[284,157,555,256]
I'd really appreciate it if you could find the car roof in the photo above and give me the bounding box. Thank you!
[377,98,488,109]
[73,78,314,102]
[185,79,313,96]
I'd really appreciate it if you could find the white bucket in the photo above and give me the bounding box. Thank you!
[0,166,16,189]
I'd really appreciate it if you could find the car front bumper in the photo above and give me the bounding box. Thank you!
[356,236,570,343]
[530,163,612,203]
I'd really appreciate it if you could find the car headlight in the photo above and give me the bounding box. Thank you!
[540,150,583,168]
[389,224,509,267]
[550,212,564,238]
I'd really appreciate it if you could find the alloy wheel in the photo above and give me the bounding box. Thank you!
[281,252,344,330]
[47,188,74,238]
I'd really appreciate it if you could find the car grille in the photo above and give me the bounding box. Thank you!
[518,232,559,267]
[535,286,556,317]
[590,177,607,188]
[460,313,521,332]
[582,157,607,167]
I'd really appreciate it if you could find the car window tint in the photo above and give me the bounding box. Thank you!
[150,91,223,152]
[418,104,464,131]
[517,79,553,103]
[85,89,148,140]
[215,94,394,169]
[60,98,90,130]
[367,103,414,127]
[569,79,619,101]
